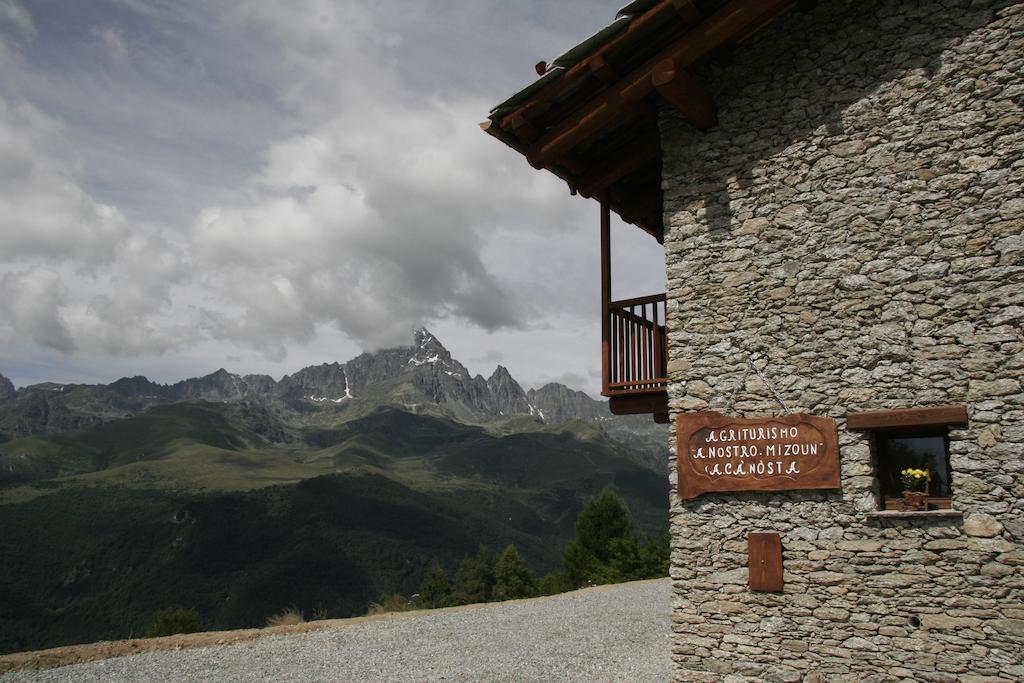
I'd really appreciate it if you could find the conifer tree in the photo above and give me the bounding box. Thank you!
[453,545,496,604]
[493,544,536,601]
[562,488,669,587]
[563,488,633,586]
[417,563,454,609]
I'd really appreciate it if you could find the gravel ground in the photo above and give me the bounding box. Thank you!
[2,579,671,682]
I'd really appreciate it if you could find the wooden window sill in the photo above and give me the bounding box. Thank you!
[846,405,967,430]
[866,509,963,520]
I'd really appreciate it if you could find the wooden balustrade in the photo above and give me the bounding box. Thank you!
[603,293,667,396]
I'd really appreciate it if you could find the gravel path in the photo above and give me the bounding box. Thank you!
[3,579,671,682]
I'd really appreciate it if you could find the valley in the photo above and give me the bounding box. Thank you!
[0,330,669,654]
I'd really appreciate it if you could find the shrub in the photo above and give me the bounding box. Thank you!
[535,571,573,596]
[265,606,305,627]
[145,607,203,638]
[366,593,413,615]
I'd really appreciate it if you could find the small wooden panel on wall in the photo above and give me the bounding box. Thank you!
[748,532,783,592]
[676,411,840,500]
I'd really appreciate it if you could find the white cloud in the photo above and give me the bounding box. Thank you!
[0,97,130,265]
[0,267,74,353]
[91,25,128,61]
[0,90,197,358]
[183,3,580,352]
[0,0,666,395]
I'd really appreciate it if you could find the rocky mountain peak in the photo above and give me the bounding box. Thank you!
[279,362,350,401]
[487,365,529,415]
[173,368,247,401]
[0,372,14,403]
[405,328,470,383]
[109,375,163,397]
[528,383,608,424]
[410,328,451,364]
[487,365,513,383]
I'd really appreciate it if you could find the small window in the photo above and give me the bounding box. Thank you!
[874,430,952,508]
[847,405,967,512]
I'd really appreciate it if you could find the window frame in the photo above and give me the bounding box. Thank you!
[846,405,967,512]
[871,427,953,510]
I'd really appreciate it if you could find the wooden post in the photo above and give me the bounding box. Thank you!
[601,198,612,395]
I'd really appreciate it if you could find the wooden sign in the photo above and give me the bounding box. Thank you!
[676,411,839,500]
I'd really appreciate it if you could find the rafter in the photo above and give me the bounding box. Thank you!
[498,0,702,130]
[526,0,797,168]
[652,61,717,130]
[578,136,660,199]
[588,55,617,85]
[611,184,664,241]
[509,112,539,140]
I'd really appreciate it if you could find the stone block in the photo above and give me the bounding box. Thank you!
[963,514,1004,538]
[697,600,749,615]
[922,615,983,630]
[836,540,884,552]
[813,607,851,622]
[807,571,846,586]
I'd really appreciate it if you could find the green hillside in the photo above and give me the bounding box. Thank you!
[0,403,667,654]
[0,402,275,488]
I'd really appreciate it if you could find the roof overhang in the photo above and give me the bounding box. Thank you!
[482,0,801,242]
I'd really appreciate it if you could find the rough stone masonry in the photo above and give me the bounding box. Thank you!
[660,0,1022,681]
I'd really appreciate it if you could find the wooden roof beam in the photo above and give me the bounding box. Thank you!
[652,61,717,130]
[527,0,797,168]
[611,185,664,240]
[480,119,578,192]
[499,0,702,130]
[507,112,539,141]
[589,55,617,85]
[578,136,661,199]
[671,0,702,24]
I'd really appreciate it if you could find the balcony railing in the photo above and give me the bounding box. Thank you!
[603,293,668,396]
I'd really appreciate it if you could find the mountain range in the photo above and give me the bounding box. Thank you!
[0,329,659,454]
[0,330,668,654]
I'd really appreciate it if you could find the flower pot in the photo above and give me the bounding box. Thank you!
[901,490,928,511]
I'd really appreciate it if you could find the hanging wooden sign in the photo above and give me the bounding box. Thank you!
[676,411,840,500]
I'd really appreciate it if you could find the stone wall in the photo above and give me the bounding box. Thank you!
[659,0,1023,680]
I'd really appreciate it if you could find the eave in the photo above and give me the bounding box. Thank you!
[482,0,801,242]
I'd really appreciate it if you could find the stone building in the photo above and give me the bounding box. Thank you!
[485,0,1022,680]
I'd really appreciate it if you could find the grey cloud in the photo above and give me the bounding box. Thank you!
[472,349,504,365]
[0,0,33,38]
[177,7,555,354]
[0,0,648,385]
[542,370,593,394]
[0,96,129,266]
[0,268,75,353]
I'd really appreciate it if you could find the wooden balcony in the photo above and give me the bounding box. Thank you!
[604,293,668,395]
[602,293,669,422]
[600,201,669,423]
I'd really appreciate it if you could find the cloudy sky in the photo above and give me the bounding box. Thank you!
[0,0,664,396]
